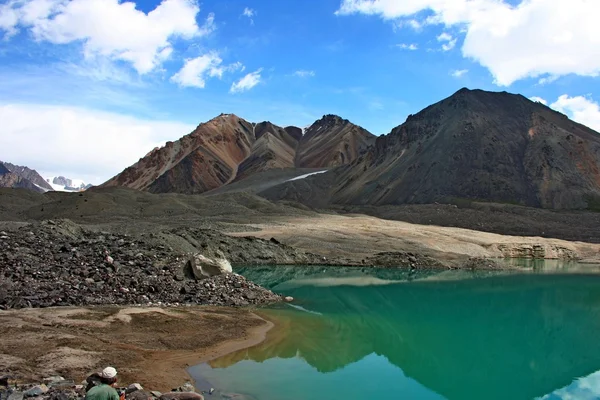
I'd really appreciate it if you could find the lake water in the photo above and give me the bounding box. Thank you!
[189,265,600,400]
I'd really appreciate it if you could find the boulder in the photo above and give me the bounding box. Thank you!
[159,393,204,400]
[184,253,232,280]
[126,384,143,394]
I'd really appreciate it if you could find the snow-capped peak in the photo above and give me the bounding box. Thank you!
[45,176,92,192]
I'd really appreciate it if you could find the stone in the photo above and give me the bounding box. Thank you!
[284,296,294,302]
[178,383,195,393]
[23,385,48,397]
[150,392,162,398]
[127,391,153,400]
[7,392,23,400]
[159,394,204,400]
[126,384,143,394]
[185,253,232,280]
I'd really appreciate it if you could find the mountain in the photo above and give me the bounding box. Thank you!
[262,88,600,210]
[1,161,53,191]
[47,176,93,192]
[102,113,375,194]
[295,114,375,168]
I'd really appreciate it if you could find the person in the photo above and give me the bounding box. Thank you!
[85,367,120,400]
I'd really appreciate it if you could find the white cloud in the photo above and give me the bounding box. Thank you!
[0,103,195,184]
[171,52,221,88]
[242,7,255,24]
[171,54,245,87]
[529,96,548,105]
[293,70,316,78]
[230,68,263,93]
[450,69,468,78]
[437,32,456,52]
[395,43,418,50]
[550,95,600,132]
[336,0,600,86]
[0,0,214,74]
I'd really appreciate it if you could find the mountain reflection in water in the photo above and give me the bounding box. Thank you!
[189,269,600,400]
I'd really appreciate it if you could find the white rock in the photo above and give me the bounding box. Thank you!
[188,253,232,280]
[126,383,143,394]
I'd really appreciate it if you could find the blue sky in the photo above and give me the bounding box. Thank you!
[1,0,600,183]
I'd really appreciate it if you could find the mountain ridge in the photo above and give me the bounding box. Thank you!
[261,88,600,210]
[102,113,375,194]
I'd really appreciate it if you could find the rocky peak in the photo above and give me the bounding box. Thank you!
[0,163,9,175]
[53,176,71,187]
[0,161,52,191]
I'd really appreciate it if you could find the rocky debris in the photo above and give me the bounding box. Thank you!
[155,227,325,266]
[366,252,447,269]
[0,220,282,310]
[0,379,209,400]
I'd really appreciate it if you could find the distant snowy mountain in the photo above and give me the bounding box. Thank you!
[46,176,92,192]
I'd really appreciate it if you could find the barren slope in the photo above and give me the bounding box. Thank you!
[296,114,375,167]
[264,89,600,210]
[102,114,373,194]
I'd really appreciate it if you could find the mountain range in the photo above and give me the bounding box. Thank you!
[5,88,600,210]
[0,161,91,193]
[101,113,374,194]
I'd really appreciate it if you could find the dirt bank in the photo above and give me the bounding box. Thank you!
[0,306,273,392]
[227,214,600,265]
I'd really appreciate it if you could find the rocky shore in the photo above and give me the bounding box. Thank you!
[0,220,292,310]
[0,376,214,400]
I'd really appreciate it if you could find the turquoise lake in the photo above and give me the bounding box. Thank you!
[189,265,600,400]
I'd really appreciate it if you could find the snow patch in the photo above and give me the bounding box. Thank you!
[286,170,328,182]
[34,183,50,192]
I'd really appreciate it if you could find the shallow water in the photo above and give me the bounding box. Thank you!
[189,266,600,400]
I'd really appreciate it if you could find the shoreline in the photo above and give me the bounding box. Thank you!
[0,305,276,392]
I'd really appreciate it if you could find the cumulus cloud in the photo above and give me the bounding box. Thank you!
[395,43,418,50]
[0,0,214,74]
[0,103,195,184]
[293,70,316,78]
[230,68,263,93]
[550,95,600,132]
[336,0,600,86]
[171,53,244,88]
[450,69,468,78]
